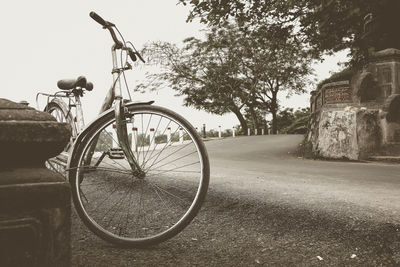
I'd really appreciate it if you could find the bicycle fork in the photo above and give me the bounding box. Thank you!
[114,99,145,178]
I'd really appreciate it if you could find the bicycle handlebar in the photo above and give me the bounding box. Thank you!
[90,11,122,48]
[89,11,145,63]
[89,11,108,27]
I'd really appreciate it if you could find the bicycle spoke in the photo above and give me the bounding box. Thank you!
[141,119,172,168]
[120,181,135,237]
[148,151,198,173]
[146,161,200,178]
[103,183,135,230]
[147,181,191,206]
[144,140,194,171]
[70,106,208,246]
[79,165,132,175]
[142,115,162,166]
[92,130,130,171]
[147,169,201,174]
[144,125,181,169]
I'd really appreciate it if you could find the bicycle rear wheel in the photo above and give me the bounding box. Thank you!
[45,99,77,173]
[45,98,77,139]
[68,104,210,247]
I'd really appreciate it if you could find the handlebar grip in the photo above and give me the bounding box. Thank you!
[128,49,137,62]
[90,11,107,26]
[136,52,146,63]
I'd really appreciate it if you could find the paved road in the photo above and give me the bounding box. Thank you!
[207,135,400,224]
[72,135,400,266]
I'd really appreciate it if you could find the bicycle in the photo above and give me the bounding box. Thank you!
[36,12,210,248]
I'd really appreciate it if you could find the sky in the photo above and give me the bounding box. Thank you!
[0,0,347,131]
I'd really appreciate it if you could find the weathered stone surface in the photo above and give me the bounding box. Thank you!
[317,109,358,160]
[356,110,380,158]
[386,94,400,122]
[355,72,380,102]
[313,108,381,160]
[371,48,400,62]
[0,168,71,267]
[380,113,400,144]
[0,98,71,266]
[309,49,400,160]
[0,98,71,167]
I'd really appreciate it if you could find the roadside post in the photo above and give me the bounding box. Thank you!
[167,127,171,144]
[149,128,155,149]
[131,127,138,152]
[179,127,184,144]
[112,123,118,148]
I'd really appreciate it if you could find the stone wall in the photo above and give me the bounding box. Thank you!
[0,99,71,266]
[309,49,400,160]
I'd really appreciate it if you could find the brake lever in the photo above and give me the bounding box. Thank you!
[128,49,137,62]
[135,51,146,63]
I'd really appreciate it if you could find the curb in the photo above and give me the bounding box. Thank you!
[367,156,400,164]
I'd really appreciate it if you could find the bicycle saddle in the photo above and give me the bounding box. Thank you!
[57,76,93,91]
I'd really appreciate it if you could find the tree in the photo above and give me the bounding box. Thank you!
[244,105,267,134]
[138,22,312,134]
[137,25,258,134]
[179,0,400,66]
[238,26,313,134]
[275,108,296,132]
[275,107,310,134]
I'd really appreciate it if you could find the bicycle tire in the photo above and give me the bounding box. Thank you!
[44,99,77,174]
[45,99,77,143]
[68,104,210,247]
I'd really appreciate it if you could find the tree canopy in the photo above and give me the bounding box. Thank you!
[179,0,400,66]
[275,107,310,134]
[137,25,253,133]
[138,22,313,134]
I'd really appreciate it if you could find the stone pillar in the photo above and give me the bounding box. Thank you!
[0,98,71,267]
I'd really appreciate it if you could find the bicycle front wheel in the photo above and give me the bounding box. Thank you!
[68,104,210,247]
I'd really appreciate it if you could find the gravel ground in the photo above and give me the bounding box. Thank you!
[71,187,400,266]
[71,136,400,266]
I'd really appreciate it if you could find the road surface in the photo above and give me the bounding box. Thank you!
[72,135,400,266]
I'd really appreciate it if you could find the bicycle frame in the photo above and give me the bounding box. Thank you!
[38,21,148,175]
[110,44,144,175]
